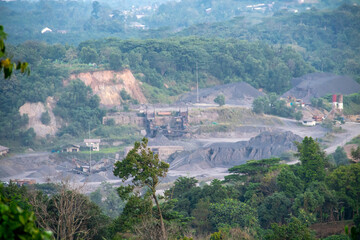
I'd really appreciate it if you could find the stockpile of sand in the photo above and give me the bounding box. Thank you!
[178,82,265,106]
[282,72,360,104]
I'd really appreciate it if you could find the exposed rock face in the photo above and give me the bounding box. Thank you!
[169,131,302,170]
[19,97,60,138]
[67,70,147,106]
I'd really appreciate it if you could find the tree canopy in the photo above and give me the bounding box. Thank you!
[113,137,170,239]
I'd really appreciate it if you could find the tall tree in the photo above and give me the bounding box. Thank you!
[333,147,350,166]
[28,181,107,240]
[0,184,52,240]
[327,164,360,216]
[266,217,315,240]
[113,138,170,240]
[351,146,360,161]
[296,137,326,184]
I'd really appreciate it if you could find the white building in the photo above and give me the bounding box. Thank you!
[84,139,101,151]
[302,120,316,126]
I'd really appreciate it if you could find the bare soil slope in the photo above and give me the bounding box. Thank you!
[19,97,60,137]
[68,70,147,106]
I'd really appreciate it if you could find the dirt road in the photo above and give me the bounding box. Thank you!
[324,122,360,154]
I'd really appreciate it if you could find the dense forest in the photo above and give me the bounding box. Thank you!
[0,0,353,45]
[1,137,360,239]
[179,4,360,83]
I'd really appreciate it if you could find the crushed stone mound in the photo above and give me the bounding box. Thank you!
[0,166,19,178]
[82,173,107,183]
[282,72,360,104]
[170,131,302,170]
[26,166,57,178]
[148,134,201,151]
[178,82,265,106]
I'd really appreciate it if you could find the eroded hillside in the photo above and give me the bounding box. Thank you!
[19,97,60,138]
[67,70,147,106]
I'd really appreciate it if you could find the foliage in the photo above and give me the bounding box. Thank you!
[214,94,225,106]
[296,137,326,184]
[79,46,99,64]
[113,137,170,239]
[228,158,281,182]
[209,198,258,231]
[351,146,360,161]
[178,5,360,85]
[311,98,332,111]
[258,192,292,228]
[344,93,360,115]
[265,216,315,240]
[277,167,304,198]
[0,192,52,240]
[333,147,350,166]
[349,214,360,240]
[54,79,105,137]
[165,177,198,200]
[40,111,51,125]
[209,226,254,240]
[323,235,350,240]
[114,194,153,233]
[28,181,111,240]
[326,164,360,216]
[191,199,212,235]
[0,25,29,79]
[78,37,313,95]
[90,182,125,219]
[293,182,337,222]
[252,93,301,119]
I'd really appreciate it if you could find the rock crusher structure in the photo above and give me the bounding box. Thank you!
[146,108,189,139]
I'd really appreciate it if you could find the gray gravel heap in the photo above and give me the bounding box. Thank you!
[282,72,360,104]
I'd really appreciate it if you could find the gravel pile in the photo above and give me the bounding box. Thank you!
[148,134,200,151]
[26,166,57,178]
[170,131,302,170]
[178,82,265,106]
[0,166,19,178]
[82,173,107,183]
[282,72,360,103]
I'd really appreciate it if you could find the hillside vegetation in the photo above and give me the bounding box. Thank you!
[0,35,311,148]
[78,37,313,96]
[2,137,360,239]
[179,5,360,83]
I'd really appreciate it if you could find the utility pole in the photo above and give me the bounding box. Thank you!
[196,62,199,103]
[88,123,91,174]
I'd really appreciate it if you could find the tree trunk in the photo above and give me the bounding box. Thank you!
[153,193,166,240]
